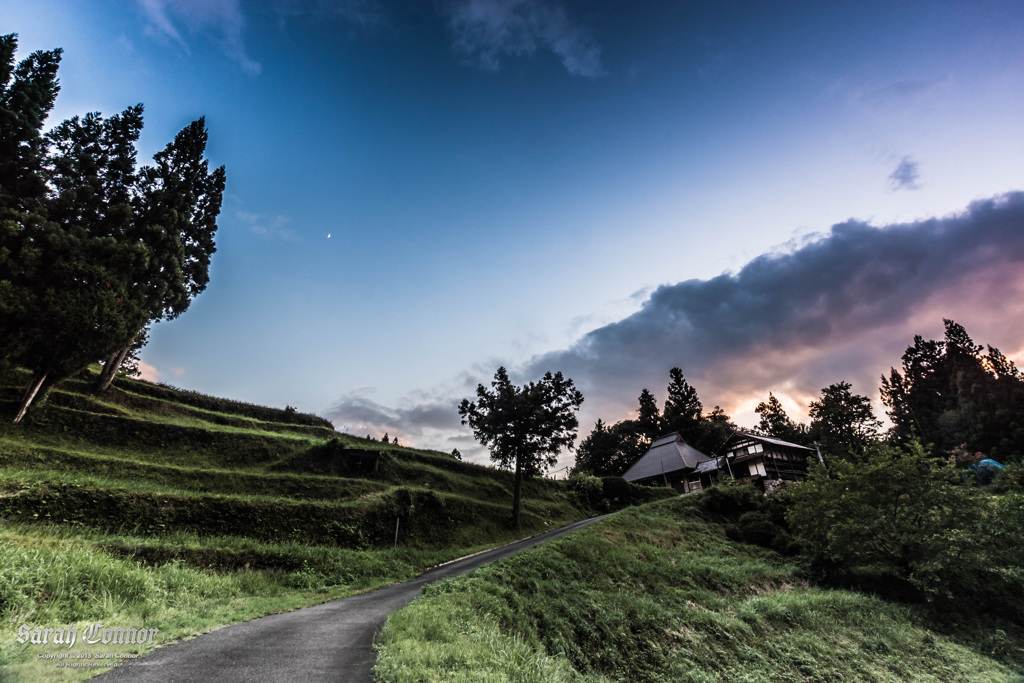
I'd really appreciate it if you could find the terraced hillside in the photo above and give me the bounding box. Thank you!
[0,367,641,681]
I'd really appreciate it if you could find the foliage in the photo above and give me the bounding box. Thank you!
[567,473,674,512]
[660,368,737,454]
[572,418,645,477]
[0,33,225,418]
[881,319,1024,462]
[459,367,583,530]
[787,441,1024,614]
[662,367,702,435]
[808,380,880,457]
[754,392,808,444]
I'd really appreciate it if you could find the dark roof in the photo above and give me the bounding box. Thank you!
[723,432,813,451]
[694,457,725,474]
[622,433,713,482]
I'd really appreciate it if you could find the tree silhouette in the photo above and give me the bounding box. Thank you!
[459,367,583,530]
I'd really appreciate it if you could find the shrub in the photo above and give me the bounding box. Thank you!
[697,481,764,514]
[787,440,1024,616]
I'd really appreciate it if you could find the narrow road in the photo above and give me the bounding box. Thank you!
[100,515,606,682]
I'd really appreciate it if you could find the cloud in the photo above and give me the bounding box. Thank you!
[325,390,468,453]
[272,0,384,29]
[440,0,603,77]
[888,157,921,191]
[524,192,1024,430]
[326,193,1024,468]
[137,360,161,383]
[137,0,261,75]
[236,210,295,239]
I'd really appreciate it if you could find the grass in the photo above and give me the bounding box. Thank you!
[0,366,596,681]
[375,497,1024,682]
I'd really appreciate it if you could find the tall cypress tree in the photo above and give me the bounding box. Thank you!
[9,107,149,421]
[96,118,225,391]
[1,34,225,420]
[0,34,62,371]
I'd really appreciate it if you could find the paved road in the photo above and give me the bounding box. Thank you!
[99,516,606,682]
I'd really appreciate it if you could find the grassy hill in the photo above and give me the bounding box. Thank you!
[375,496,1024,682]
[0,367,652,682]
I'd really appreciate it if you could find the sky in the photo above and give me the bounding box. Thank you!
[3,0,1024,469]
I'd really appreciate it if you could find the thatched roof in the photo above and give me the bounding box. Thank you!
[622,432,713,482]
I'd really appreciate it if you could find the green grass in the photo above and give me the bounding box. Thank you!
[0,367,594,681]
[375,497,1024,682]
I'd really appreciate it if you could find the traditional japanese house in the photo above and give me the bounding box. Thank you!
[623,431,815,495]
[621,432,714,494]
[717,432,815,491]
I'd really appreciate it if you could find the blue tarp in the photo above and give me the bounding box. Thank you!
[968,459,1005,486]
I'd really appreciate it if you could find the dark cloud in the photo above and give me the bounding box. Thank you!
[525,192,1024,426]
[889,157,921,191]
[440,0,604,77]
[325,391,469,450]
[328,193,1024,465]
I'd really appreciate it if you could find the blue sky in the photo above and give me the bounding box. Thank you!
[4,0,1024,466]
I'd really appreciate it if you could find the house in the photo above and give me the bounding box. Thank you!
[622,431,816,495]
[717,432,816,493]
[621,432,715,494]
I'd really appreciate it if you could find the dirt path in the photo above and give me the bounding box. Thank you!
[99,516,606,682]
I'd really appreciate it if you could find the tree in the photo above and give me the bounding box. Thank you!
[662,367,702,434]
[572,418,645,477]
[808,381,880,456]
[754,393,808,444]
[660,368,735,453]
[0,34,225,419]
[459,367,583,530]
[787,441,1024,610]
[4,104,149,421]
[0,34,62,371]
[95,117,224,392]
[881,320,1024,460]
[636,388,662,443]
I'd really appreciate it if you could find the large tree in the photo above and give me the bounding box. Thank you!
[660,368,735,453]
[0,35,62,371]
[459,367,583,530]
[95,117,225,392]
[0,34,225,420]
[663,367,702,433]
[636,388,662,443]
[7,106,150,421]
[881,320,1024,460]
[808,381,880,457]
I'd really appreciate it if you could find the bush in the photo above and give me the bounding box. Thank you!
[787,441,1024,616]
[697,481,764,514]
[569,473,605,511]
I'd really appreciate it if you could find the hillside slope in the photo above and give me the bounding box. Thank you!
[375,496,1024,682]
[0,367,616,681]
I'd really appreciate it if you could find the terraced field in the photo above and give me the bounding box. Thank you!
[0,367,623,681]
